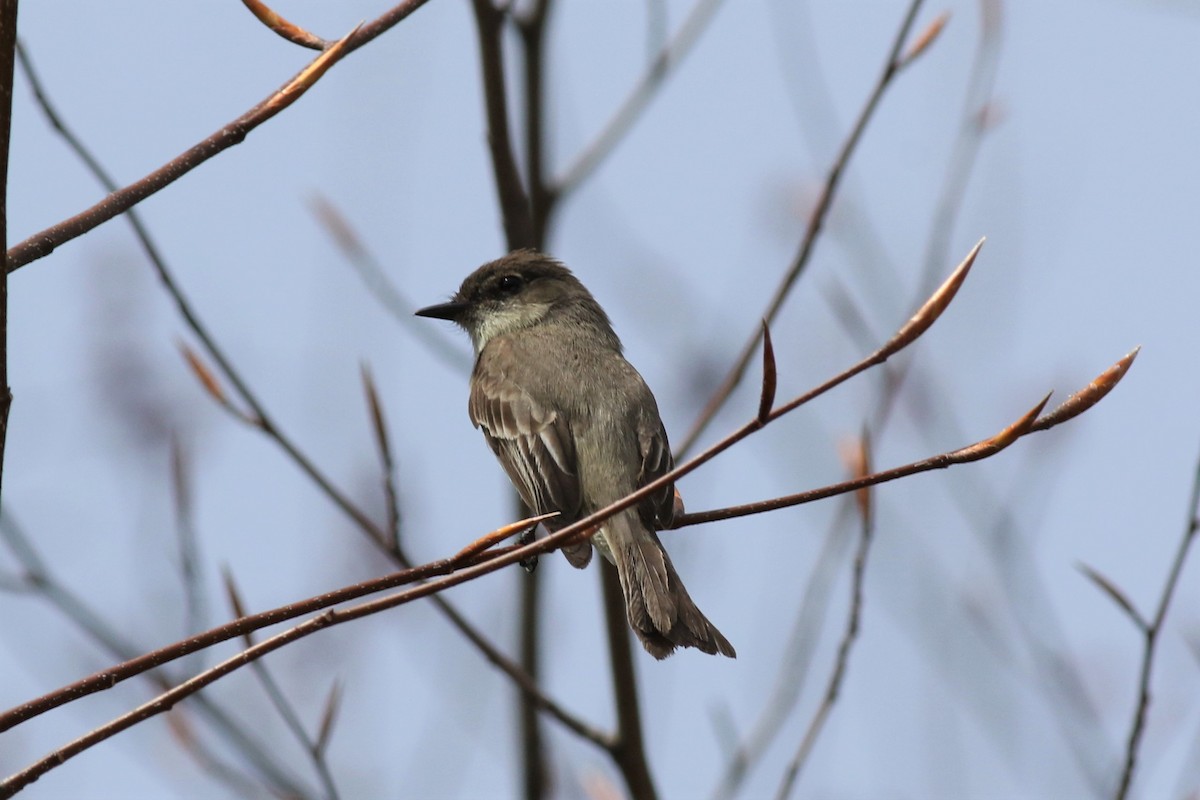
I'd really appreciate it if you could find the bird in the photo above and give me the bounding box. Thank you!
[416,250,735,659]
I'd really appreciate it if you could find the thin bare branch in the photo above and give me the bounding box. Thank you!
[675,391,1051,528]
[8,0,436,272]
[515,0,556,247]
[307,194,470,372]
[0,323,1126,792]
[709,492,860,800]
[1077,563,1146,632]
[0,513,310,797]
[1114,445,1200,800]
[470,0,534,249]
[913,0,1003,304]
[600,565,659,800]
[361,364,402,549]
[315,680,344,757]
[0,0,16,507]
[0,511,565,733]
[555,0,728,195]
[676,0,929,457]
[224,570,342,800]
[774,433,877,799]
[765,238,982,425]
[0,522,624,796]
[170,437,209,667]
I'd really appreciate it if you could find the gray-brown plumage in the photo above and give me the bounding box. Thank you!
[417,250,734,659]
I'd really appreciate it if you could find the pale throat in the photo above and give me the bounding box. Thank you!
[469,302,552,355]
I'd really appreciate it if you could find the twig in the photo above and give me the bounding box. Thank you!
[307,194,470,372]
[224,570,342,800]
[915,1,1002,302]
[1111,445,1200,799]
[0,0,16,509]
[774,434,875,799]
[7,0,436,273]
[600,564,658,800]
[676,391,1048,528]
[709,496,858,800]
[0,519,621,797]
[361,365,402,550]
[0,512,554,733]
[170,436,209,675]
[554,0,728,196]
[516,0,555,247]
[0,513,310,797]
[825,7,1111,785]
[676,0,929,458]
[470,0,534,249]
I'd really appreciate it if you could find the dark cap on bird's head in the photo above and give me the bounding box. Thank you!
[416,249,612,354]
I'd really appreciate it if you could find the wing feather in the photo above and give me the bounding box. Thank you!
[636,408,676,530]
[469,359,581,522]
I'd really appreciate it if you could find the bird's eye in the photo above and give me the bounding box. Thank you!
[497,274,524,294]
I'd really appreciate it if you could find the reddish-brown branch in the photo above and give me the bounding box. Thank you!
[676,0,930,457]
[7,0,435,273]
[0,512,554,734]
[3,508,633,795]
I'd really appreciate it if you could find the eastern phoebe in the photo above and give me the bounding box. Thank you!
[417,250,735,659]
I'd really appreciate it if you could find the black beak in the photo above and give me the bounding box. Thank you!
[415,300,467,321]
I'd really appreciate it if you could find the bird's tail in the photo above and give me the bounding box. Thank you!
[604,511,736,660]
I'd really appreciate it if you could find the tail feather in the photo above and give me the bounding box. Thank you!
[606,513,735,660]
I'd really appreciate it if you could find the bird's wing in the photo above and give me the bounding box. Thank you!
[469,360,581,521]
[636,407,676,531]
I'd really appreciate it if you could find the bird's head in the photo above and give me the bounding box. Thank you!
[417,250,609,354]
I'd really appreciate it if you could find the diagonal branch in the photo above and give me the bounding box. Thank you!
[774,434,876,799]
[7,0,436,273]
[554,0,728,196]
[676,0,930,457]
[0,513,556,733]
[1112,444,1200,800]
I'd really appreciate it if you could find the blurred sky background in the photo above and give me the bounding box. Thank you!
[2,1,1200,798]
